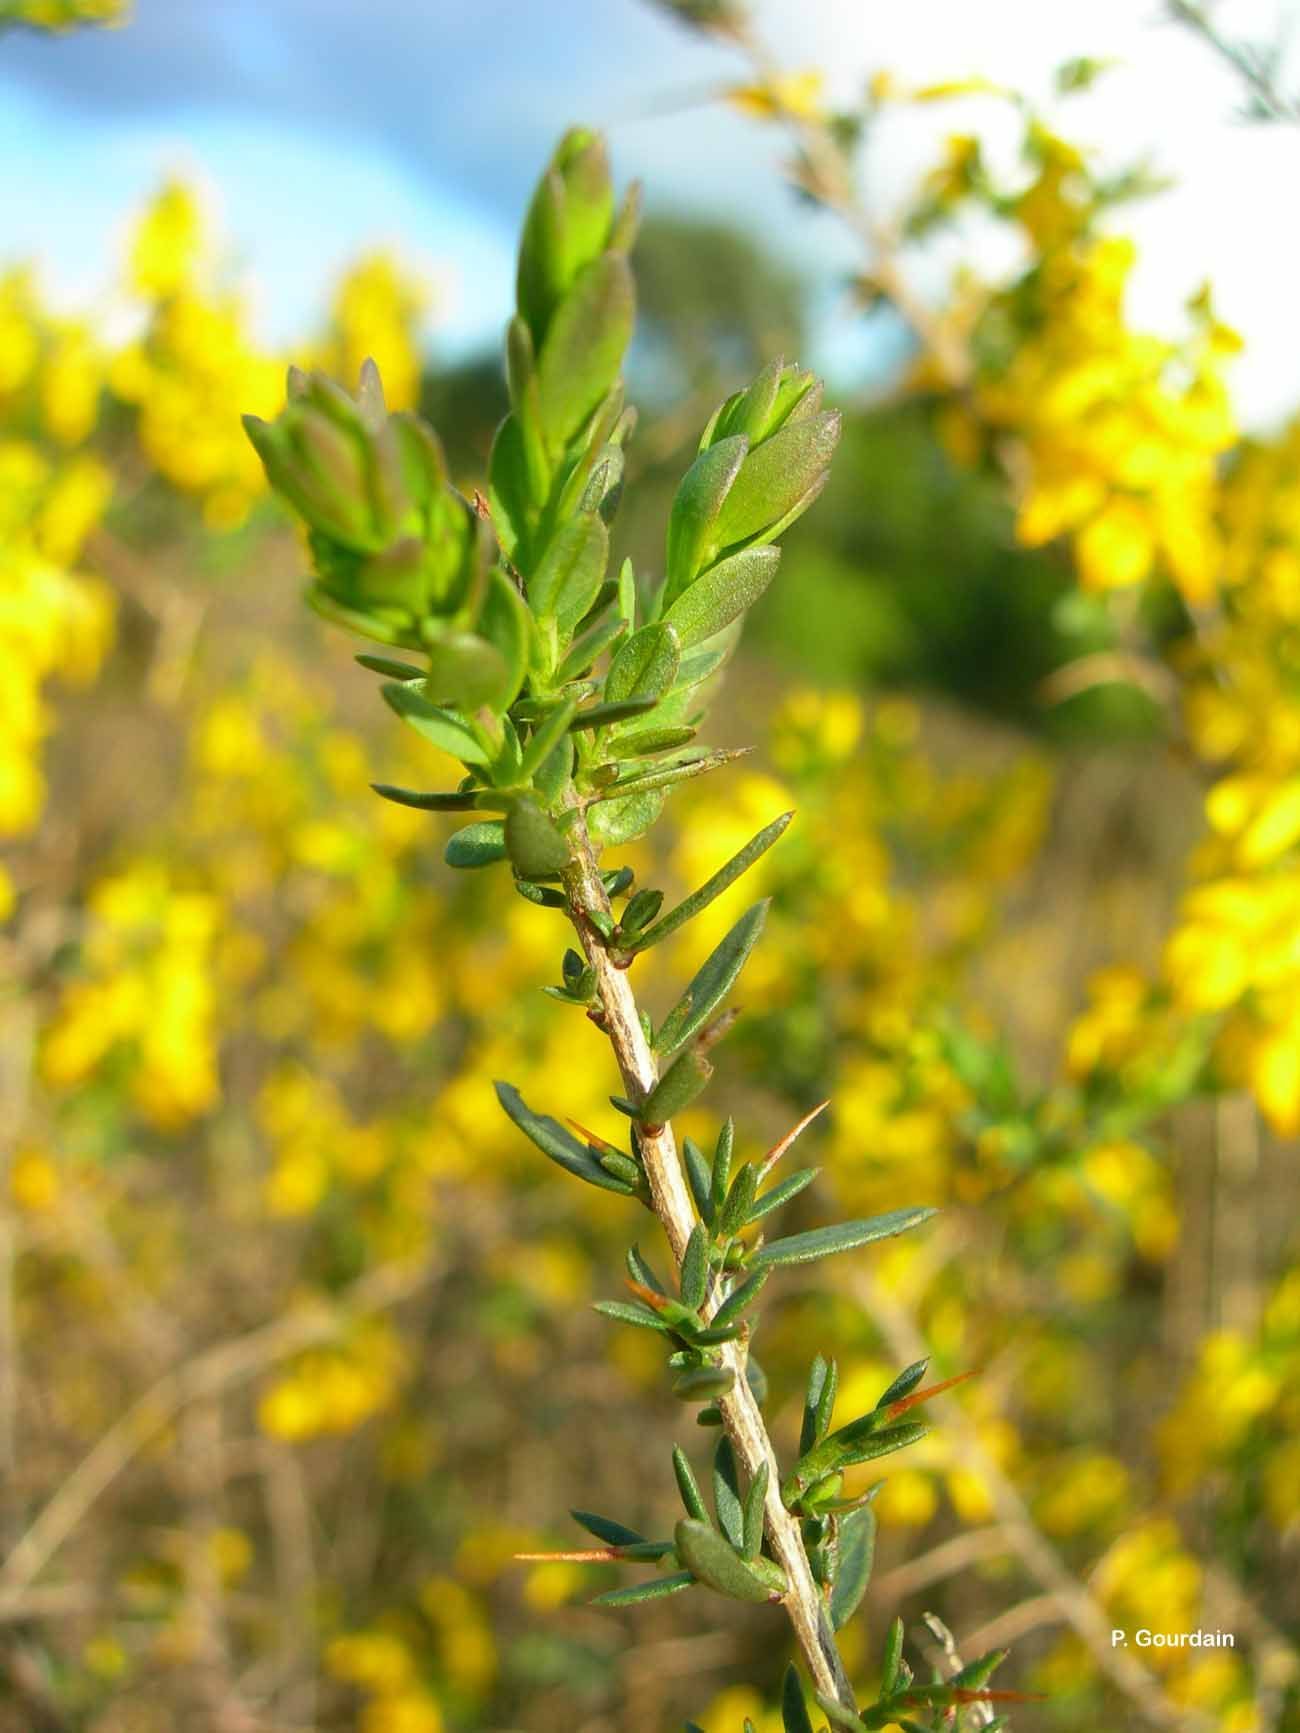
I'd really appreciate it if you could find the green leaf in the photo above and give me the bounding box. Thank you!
[370,784,478,812]
[712,1437,744,1549]
[680,1224,709,1311]
[572,1509,645,1547]
[587,785,666,847]
[710,411,842,552]
[665,433,748,603]
[673,1519,774,1604]
[591,1571,694,1609]
[880,1615,905,1696]
[422,629,508,711]
[876,1359,929,1410]
[751,1208,937,1269]
[662,545,780,649]
[495,1081,636,1194]
[655,902,768,1056]
[518,699,578,783]
[672,1445,709,1522]
[711,1118,734,1213]
[952,1648,1009,1690]
[640,1047,713,1126]
[829,1505,875,1630]
[486,412,531,564]
[672,1365,733,1401]
[715,1162,757,1239]
[593,1300,669,1332]
[683,1138,713,1223]
[781,1663,815,1733]
[505,797,569,877]
[588,750,740,805]
[570,696,661,730]
[816,1419,929,1476]
[741,1459,768,1560]
[711,1268,767,1329]
[537,253,634,452]
[528,511,608,633]
[356,653,423,680]
[556,611,626,682]
[382,681,488,763]
[744,1167,819,1225]
[801,1356,835,1456]
[613,724,697,758]
[604,623,681,710]
[445,821,507,868]
[815,1694,866,1732]
[476,566,533,712]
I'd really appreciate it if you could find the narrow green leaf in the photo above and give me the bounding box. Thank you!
[665,433,748,602]
[952,1648,1009,1690]
[537,253,634,451]
[744,1167,820,1225]
[715,1162,757,1240]
[683,1137,713,1224]
[751,1208,937,1269]
[672,1365,734,1401]
[880,1615,905,1696]
[742,1460,768,1561]
[711,1118,734,1213]
[371,784,478,812]
[495,1081,636,1194]
[528,511,608,631]
[356,653,423,680]
[475,565,533,711]
[711,1268,767,1330]
[571,695,661,730]
[626,1243,667,1294]
[381,681,488,763]
[613,724,697,757]
[445,821,507,868]
[876,1359,929,1410]
[587,785,666,847]
[591,1571,694,1608]
[781,1663,815,1733]
[826,1420,929,1473]
[710,411,842,552]
[640,1047,713,1126]
[655,902,768,1056]
[593,1300,669,1332]
[634,814,791,952]
[518,699,578,783]
[673,1519,774,1604]
[829,1505,876,1630]
[588,748,745,805]
[713,1437,744,1549]
[604,622,680,710]
[815,1695,867,1732]
[672,1445,709,1522]
[680,1224,709,1311]
[555,611,626,682]
[662,545,780,649]
[572,1509,645,1547]
[801,1356,837,1456]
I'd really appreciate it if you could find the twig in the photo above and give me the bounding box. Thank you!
[562,813,857,1714]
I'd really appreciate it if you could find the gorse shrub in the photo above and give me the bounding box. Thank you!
[245,128,1025,1732]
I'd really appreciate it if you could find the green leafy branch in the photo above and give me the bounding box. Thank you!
[244,124,1019,1728]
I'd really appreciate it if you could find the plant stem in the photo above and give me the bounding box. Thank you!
[562,816,857,1714]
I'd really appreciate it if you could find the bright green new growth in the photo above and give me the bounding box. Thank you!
[245,126,1014,1733]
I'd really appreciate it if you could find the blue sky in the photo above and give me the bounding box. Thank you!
[3,0,1299,418]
